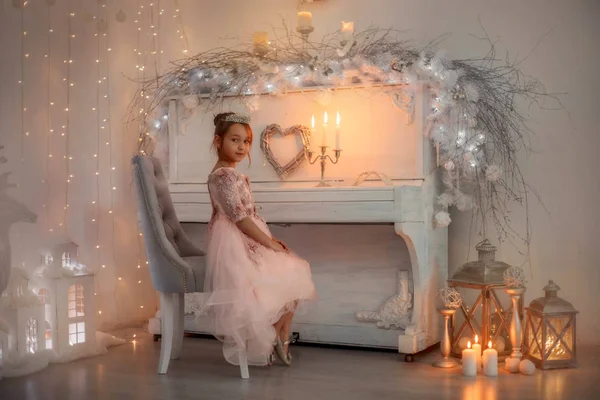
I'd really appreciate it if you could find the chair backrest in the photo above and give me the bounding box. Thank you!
[132,155,197,293]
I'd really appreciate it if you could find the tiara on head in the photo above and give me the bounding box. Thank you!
[223,113,251,124]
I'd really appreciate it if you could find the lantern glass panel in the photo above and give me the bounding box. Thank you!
[545,316,573,361]
[528,315,542,359]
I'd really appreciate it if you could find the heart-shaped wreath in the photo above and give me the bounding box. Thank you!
[260,124,311,179]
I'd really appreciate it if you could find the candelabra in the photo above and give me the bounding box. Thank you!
[505,287,525,359]
[296,25,314,42]
[306,146,341,187]
[433,308,458,368]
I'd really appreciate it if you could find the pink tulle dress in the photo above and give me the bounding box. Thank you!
[203,167,316,366]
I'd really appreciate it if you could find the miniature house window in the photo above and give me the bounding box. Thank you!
[68,284,85,318]
[44,253,54,265]
[26,318,39,354]
[38,288,50,304]
[62,252,71,268]
[45,321,53,350]
[68,322,86,345]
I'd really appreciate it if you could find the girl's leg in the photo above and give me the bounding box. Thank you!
[268,315,287,365]
[280,311,294,354]
[273,315,285,341]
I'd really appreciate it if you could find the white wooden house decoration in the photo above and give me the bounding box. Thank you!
[0,320,9,364]
[36,242,96,357]
[0,268,46,357]
[0,320,8,380]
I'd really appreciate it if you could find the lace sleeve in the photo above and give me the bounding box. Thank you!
[209,168,252,223]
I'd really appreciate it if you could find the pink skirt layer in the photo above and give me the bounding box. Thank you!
[202,215,316,366]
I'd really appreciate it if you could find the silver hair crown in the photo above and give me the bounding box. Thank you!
[223,113,251,124]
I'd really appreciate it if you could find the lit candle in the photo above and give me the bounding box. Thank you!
[310,115,316,151]
[297,11,312,29]
[252,31,269,54]
[482,341,498,377]
[462,341,477,377]
[341,21,354,34]
[335,112,341,150]
[322,111,328,147]
[473,334,482,372]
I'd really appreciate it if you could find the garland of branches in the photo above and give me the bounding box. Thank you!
[127,23,559,246]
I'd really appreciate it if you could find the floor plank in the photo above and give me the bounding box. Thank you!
[1,328,599,400]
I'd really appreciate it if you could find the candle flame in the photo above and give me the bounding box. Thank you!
[467,340,472,349]
[488,340,493,349]
[341,21,354,32]
[311,115,315,129]
[324,111,328,124]
[474,334,479,344]
[336,111,340,126]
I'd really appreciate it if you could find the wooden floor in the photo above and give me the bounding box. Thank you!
[1,328,599,400]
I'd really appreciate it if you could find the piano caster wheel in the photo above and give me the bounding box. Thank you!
[291,332,300,344]
[404,354,414,363]
[153,334,161,342]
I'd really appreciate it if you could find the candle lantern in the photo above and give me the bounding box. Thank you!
[448,239,517,358]
[524,280,578,369]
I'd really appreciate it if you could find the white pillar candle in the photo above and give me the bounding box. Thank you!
[472,334,482,372]
[309,115,315,151]
[462,341,477,377]
[322,111,328,147]
[335,111,341,149]
[297,11,312,29]
[483,341,498,377]
[252,31,269,54]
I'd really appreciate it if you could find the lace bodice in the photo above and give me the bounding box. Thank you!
[208,167,256,223]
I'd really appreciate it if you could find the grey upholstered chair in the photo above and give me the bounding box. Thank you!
[132,155,250,379]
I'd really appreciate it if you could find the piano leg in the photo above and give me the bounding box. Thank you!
[395,220,447,356]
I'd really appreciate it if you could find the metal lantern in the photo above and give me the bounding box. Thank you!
[524,280,578,369]
[448,239,518,358]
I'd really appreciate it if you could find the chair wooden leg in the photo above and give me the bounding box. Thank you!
[171,293,184,360]
[239,346,250,379]
[158,292,175,374]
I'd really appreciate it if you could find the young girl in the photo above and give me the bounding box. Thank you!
[203,112,316,367]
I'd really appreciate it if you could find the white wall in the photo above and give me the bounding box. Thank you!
[1,0,598,344]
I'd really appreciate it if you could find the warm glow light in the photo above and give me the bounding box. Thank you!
[467,340,472,349]
[324,111,328,125]
[474,334,479,344]
[341,21,355,34]
[488,340,493,349]
[311,115,315,129]
[336,111,340,126]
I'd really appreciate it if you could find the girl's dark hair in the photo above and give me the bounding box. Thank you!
[213,112,253,164]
